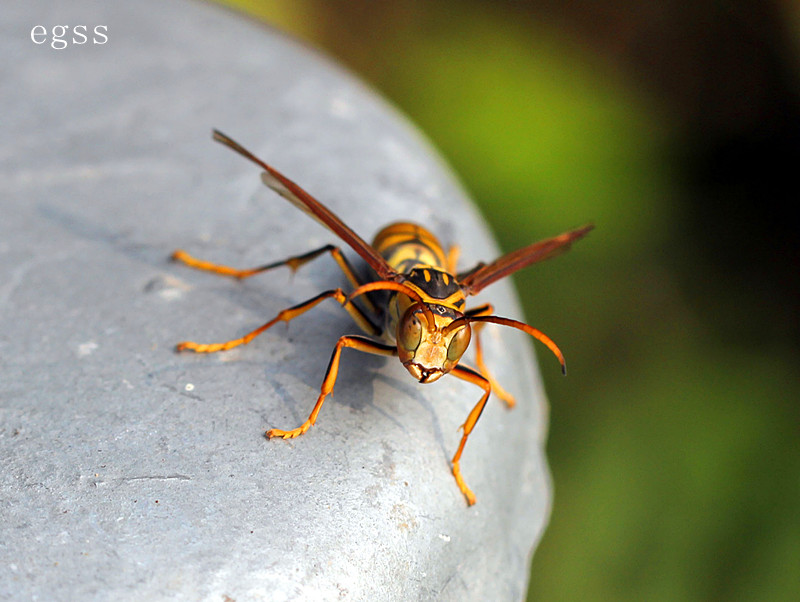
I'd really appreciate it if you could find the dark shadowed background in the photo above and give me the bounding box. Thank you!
[218,1,799,599]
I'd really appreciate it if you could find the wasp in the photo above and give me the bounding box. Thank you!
[172,130,592,505]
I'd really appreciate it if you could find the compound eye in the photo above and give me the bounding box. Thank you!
[399,312,423,352]
[446,324,471,362]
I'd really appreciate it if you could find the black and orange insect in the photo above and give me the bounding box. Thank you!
[172,130,592,505]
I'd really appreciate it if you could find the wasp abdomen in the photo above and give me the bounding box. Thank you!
[372,222,448,273]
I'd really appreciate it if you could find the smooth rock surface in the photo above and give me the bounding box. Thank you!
[1,1,552,600]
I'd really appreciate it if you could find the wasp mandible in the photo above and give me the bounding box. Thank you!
[172,130,593,505]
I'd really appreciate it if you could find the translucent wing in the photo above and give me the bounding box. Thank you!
[459,224,594,296]
[212,130,397,281]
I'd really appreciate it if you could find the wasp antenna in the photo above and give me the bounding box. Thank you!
[442,316,470,335]
[348,281,435,330]
[464,316,567,375]
[349,281,422,304]
[416,302,437,331]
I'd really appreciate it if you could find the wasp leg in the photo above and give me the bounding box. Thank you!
[176,288,381,353]
[448,364,492,506]
[173,243,365,287]
[446,245,460,274]
[267,335,397,439]
[465,303,516,408]
[172,244,362,282]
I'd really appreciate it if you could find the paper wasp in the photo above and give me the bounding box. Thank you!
[172,130,592,505]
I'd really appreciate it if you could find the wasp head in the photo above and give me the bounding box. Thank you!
[396,303,471,383]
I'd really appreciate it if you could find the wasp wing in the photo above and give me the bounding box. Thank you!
[459,224,594,296]
[212,130,397,281]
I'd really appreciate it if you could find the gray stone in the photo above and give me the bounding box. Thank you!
[1,1,551,600]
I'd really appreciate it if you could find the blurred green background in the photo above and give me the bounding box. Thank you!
[217,1,799,599]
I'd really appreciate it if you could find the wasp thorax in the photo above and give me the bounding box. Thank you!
[396,304,471,384]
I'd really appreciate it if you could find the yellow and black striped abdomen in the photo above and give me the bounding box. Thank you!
[371,222,448,274]
[373,222,466,315]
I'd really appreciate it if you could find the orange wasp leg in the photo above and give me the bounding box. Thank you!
[448,363,492,506]
[267,335,397,439]
[176,288,380,353]
[171,244,376,312]
[465,303,516,408]
[446,244,460,274]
